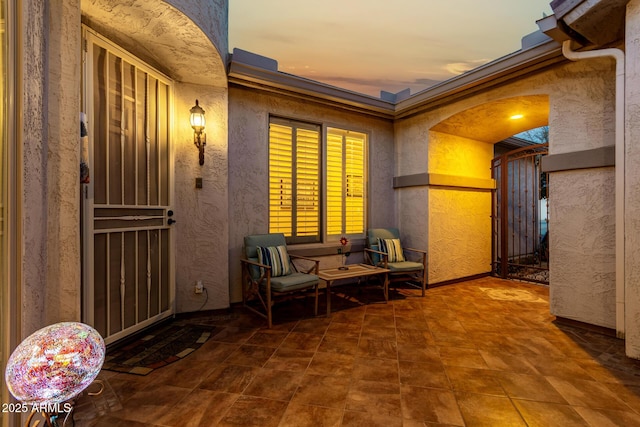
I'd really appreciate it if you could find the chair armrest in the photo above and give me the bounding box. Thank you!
[240,258,271,270]
[404,247,427,254]
[364,248,388,268]
[402,248,427,267]
[240,258,271,293]
[289,254,320,275]
[289,254,319,262]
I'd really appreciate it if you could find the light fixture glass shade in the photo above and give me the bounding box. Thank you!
[190,100,206,132]
[4,322,105,404]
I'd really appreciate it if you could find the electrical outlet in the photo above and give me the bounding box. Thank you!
[195,280,203,294]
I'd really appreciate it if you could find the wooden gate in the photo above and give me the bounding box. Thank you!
[491,143,549,284]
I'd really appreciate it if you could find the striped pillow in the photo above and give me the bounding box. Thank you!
[257,245,291,277]
[378,238,405,262]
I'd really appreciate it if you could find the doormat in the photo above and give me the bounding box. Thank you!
[102,323,213,376]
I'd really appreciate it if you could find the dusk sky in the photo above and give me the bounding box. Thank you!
[229,1,553,97]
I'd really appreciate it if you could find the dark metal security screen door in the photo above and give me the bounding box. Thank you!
[491,143,549,284]
[83,29,175,345]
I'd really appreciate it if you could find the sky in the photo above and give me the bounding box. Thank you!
[229,1,554,97]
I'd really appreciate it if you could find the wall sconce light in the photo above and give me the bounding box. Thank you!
[190,99,206,165]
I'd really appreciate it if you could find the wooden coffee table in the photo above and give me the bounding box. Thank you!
[318,264,390,314]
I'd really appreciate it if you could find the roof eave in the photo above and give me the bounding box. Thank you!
[228,39,564,121]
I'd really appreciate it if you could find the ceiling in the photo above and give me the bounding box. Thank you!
[430,95,550,144]
[82,0,227,87]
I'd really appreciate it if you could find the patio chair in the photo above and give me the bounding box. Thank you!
[364,228,427,296]
[241,233,320,328]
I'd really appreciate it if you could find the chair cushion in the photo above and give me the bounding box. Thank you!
[269,273,319,293]
[388,261,424,272]
[257,245,291,277]
[378,238,405,262]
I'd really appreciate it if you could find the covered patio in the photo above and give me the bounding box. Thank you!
[74,277,640,426]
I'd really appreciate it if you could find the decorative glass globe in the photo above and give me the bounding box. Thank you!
[5,322,105,404]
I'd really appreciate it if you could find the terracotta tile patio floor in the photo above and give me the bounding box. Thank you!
[73,276,640,426]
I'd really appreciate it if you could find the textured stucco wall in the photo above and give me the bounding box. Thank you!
[82,0,226,87]
[22,0,49,337]
[547,58,617,329]
[625,0,640,358]
[548,63,616,156]
[46,0,83,324]
[428,132,493,177]
[549,169,616,328]
[427,132,493,284]
[429,189,492,283]
[174,85,229,313]
[20,0,83,337]
[168,0,228,64]
[228,85,395,303]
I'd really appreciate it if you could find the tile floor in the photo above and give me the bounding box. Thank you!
[73,277,640,426]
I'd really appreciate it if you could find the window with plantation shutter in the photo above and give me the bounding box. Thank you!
[269,119,320,243]
[268,118,367,244]
[327,128,366,236]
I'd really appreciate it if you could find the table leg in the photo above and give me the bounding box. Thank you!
[383,273,389,302]
[326,281,332,316]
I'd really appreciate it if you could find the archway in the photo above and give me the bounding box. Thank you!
[427,95,549,285]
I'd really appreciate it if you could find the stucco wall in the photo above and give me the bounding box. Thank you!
[228,85,395,303]
[547,58,617,329]
[429,189,492,283]
[549,169,616,328]
[427,132,493,284]
[625,0,640,358]
[168,0,228,65]
[22,0,49,337]
[20,0,83,337]
[46,0,83,325]
[174,84,229,313]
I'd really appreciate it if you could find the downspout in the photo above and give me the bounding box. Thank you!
[561,40,626,338]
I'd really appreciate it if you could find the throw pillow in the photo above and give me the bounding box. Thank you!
[377,238,405,262]
[257,245,292,277]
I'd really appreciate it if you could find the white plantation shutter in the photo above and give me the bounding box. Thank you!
[268,119,320,242]
[269,123,293,236]
[345,133,365,234]
[295,128,320,237]
[326,132,343,235]
[327,128,366,236]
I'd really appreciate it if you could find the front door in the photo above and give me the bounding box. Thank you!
[82,28,175,345]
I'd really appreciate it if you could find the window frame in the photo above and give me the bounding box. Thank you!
[324,126,368,241]
[267,115,369,245]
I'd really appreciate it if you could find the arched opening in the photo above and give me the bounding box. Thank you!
[427,95,549,285]
[80,1,230,343]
